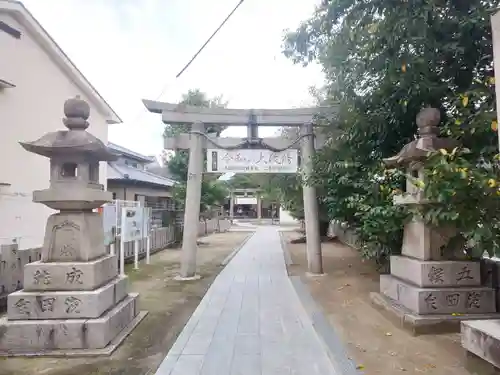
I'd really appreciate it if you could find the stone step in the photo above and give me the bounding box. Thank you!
[7,276,128,320]
[0,293,139,352]
[390,256,481,288]
[380,275,496,315]
[23,254,118,291]
[462,320,500,370]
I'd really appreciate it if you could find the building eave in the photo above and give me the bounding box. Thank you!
[107,142,156,163]
[0,78,15,88]
[107,162,177,188]
[0,0,122,124]
[107,178,174,190]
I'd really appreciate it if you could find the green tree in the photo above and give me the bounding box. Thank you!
[165,89,229,214]
[283,0,500,264]
[270,126,333,238]
[163,88,228,138]
[224,174,259,190]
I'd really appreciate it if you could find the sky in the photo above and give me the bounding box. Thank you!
[23,0,324,157]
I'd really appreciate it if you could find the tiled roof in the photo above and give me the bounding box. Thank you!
[146,165,178,180]
[107,142,155,162]
[107,162,176,187]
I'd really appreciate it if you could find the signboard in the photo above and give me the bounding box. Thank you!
[102,204,117,245]
[235,197,257,205]
[207,149,298,173]
[121,207,143,242]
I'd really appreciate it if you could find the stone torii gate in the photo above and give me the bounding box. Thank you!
[143,99,337,278]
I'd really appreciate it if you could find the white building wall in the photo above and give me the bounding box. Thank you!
[0,13,109,249]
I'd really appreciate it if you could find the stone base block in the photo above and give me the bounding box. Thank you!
[465,351,500,375]
[370,292,500,335]
[390,256,481,287]
[380,275,496,315]
[7,276,128,320]
[401,219,465,260]
[0,311,148,357]
[462,320,500,370]
[23,255,117,291]
[41,212,107,262]
[0,293,142,353]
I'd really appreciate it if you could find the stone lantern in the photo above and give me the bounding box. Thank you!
[20,96,116,263]
[384,107,462,260]
[0,97,146,356]
[371,107,500,334]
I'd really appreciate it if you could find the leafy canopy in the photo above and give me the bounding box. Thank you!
[164,89,229,214]
[283,0,500,263]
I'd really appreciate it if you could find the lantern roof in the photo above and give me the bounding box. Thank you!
[383,107,459,167]
[19,96,118,161]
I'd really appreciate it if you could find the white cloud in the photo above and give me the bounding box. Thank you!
[22,0,323,155]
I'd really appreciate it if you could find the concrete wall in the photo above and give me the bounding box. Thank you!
[198,218,231,236]
[0,244,41,300]
[0,218,231,308]
[0,12,109,250]
[329,220,359,249]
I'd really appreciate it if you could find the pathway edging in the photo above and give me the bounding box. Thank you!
[289,275,362,375]
[220,232,254,266]
[279,231,294,266]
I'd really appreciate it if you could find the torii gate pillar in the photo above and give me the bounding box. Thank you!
[300,122,323,274]
[179,121,204,279]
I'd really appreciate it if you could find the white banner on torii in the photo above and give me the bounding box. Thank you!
[206,148,298,173]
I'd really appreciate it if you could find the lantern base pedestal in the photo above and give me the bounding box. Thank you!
[0,293,147,356]
[379,274,496,315]
[22,255,118,291]
[7,276,128,320]
[370,291,500,335]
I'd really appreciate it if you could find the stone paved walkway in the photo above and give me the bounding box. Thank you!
[154,227,338,375]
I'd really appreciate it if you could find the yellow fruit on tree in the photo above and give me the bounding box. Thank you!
[492,120,498,132]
